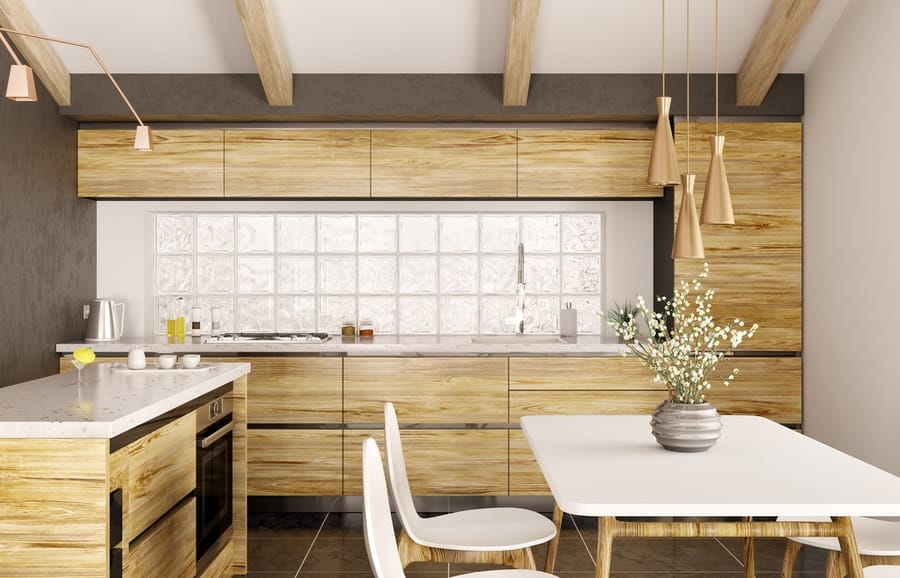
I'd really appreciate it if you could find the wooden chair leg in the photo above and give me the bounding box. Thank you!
[825,550,842,578]
[544,502,564,574]
[397,528,536,570]
[780,539,802,578]
[743,516,756,578]
[862,554,900,567]
[595,516,616,578]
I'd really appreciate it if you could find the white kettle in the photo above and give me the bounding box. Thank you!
[85,299,125,341]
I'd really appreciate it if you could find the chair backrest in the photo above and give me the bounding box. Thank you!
[383,402,426,539]
[362,437,407,578]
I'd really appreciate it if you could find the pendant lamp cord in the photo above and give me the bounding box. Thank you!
[686,0,690,175]
[715,0,719,137]
[661,0,666,96]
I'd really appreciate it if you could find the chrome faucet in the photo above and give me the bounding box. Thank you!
[514,242,526,334]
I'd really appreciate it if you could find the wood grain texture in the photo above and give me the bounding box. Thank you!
[517,129,662,198]
[704,357,802,424]
[124,412,196,542]
[510,429,550,495]
[234,0,293,106]
[503,0,541,106]
[343,357,509,424]
[510,390,667,421]
[0,0,71,106]
[737,0,819,106]
[398,529,537,569]
[509,357,657,390]
[371,130,517,197]
[123,498,196,578]
[78,130,224,197]
[230,374,248,575]
[0,438,108,575]
[224,130,369,197]
[344,429,509,496]
[216,356,342,424]
[197,539,234,578]
[247,429,342,496]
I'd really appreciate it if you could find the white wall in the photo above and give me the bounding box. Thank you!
[804,0,900,474]
[97,199,653,338]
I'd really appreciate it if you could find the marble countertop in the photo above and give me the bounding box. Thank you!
[57,335,627,356]
[0,362,250,439]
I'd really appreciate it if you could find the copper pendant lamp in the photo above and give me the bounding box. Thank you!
[672,0,704,260]
[647,0,680,186]
[700,0,734,224]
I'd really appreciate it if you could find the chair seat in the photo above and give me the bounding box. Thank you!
[461,571,557,578]
[777,516,900,555]
[866,567,900,577]
[412,507,558,551]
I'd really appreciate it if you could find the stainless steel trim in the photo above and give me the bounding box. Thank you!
[195,395,232,433]
[199,421,234,449]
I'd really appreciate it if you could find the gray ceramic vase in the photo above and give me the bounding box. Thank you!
[650,400,722,452]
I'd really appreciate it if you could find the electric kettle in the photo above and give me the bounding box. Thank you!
[85,299,125,341]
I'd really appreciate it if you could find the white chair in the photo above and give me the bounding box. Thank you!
[363,437,558,578]
[383,402,558,570]
[779,516,900,578]
[866,567,900,577]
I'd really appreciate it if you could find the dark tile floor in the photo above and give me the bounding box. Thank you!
[247,509,829,577]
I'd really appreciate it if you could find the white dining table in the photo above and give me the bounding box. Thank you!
[521,414,900,578]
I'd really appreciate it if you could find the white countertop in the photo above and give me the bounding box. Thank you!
[57,335,626,356]
[0,362,250,439]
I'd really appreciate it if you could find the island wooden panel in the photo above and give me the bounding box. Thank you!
[344,429,509,496]
[224,130,370,197]
[510,430,549,495]
[198,539,233,578]
[517,129,662,198]
[247,429,342,495]
[509,357,656,390]
[216,356,342,424]
[78,130,224,197]
[371,129,517,197]
[230,373,249,575]
[0,438,108,576]
[343,357,509,424]
[124,412,196,542]
[123,497,196,578]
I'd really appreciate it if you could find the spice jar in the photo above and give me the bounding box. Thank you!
[359,319,374,338]
[341,320,356,336]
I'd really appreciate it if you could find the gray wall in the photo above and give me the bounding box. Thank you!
[0,51,95,387]
[804,0,900,474]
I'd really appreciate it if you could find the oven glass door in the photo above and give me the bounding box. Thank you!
[196,416,233,560]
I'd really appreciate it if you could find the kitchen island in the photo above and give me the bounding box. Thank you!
[0,362,250,578]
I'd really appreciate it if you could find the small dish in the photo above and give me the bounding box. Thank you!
[181,354,201,369]
[157,354,177,369]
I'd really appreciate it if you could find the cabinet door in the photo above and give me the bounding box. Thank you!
[224,130,370,197]
[124,413,196,542]
[371,129,517,197]
[517,129,661,198]
[247,429,342,496]
[510,430,549,495]
[704,357,802,425]
[124,498,196,578]
[344,429,508,496]
[78,130,224,197]
[509,357,655,390]
[344,357,509,424]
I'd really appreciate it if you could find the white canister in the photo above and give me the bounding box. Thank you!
[127,347,146,370]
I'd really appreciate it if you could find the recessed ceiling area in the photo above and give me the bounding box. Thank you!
[20,0,850,75]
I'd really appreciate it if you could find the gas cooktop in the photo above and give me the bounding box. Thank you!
[204,332,331,343]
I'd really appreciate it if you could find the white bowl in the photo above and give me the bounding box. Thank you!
[157,354,177,369]
[181,354,201,369]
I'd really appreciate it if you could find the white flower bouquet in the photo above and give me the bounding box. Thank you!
[601,263,758,404]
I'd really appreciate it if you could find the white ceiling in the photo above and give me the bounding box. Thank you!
[21,0,851,75]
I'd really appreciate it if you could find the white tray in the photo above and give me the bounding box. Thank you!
[108,362,214,373]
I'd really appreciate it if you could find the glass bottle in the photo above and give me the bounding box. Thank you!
[166,299,177,336]
[175,297,187,337]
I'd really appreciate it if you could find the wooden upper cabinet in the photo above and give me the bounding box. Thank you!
[517,129,661,198]
[78,130,224,197]
[224,130,370,197]
[371,129,517,197]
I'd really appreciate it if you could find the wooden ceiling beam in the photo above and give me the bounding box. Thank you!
[737,0,818,106]
[234,0,293,106]
[0,0,70,106]
[503,0,541,107]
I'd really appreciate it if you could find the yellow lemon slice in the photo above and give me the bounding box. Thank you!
[73,347,96,364]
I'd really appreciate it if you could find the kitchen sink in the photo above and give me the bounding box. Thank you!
[468,335,567,344]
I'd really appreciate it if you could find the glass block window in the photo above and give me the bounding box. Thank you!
[154,212,604,335]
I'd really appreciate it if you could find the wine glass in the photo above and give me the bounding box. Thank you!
[70,357,86,385]
[69,347,95,386]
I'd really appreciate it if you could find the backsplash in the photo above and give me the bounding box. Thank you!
[154,212,606,335]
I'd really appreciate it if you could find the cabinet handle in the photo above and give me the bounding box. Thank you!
[199,422,233,449]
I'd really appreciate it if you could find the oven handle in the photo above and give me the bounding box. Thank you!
[199,421,234,449]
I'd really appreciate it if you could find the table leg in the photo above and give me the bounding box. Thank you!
[595,516,616,578]
[544,502,563,573]
[834,516,864,578]
[743,516,756,578]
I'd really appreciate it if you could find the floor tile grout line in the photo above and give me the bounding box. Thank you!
[294,496,340,578]
[571,513,597,567]
[715,536,745,567]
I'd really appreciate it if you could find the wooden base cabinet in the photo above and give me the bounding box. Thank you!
[124,497,196,578]
[248,429,343,496]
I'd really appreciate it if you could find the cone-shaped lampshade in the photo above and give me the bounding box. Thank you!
[672,174,704,259]
[6,64,36,102]
[133,125,153,151]
[648,96,680,186]
[700,135,734,224]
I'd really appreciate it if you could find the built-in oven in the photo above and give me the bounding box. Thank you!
[195,394,233,568]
